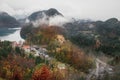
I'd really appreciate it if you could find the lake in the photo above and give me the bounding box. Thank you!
[0,28,24,42]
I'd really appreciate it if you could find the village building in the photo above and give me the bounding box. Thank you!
[22,45,30,52]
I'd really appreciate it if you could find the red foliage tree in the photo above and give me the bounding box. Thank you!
[32,65,51,80]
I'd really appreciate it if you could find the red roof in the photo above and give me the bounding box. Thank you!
[22,45,30,49]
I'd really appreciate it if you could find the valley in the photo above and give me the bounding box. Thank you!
[0,8,120,80]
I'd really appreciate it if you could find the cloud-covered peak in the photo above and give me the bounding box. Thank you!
[27,8,69,27]
[28,8,63,21]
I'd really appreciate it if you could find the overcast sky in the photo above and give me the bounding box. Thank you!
[0,0,120,20]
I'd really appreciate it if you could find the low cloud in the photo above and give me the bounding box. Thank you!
[49,15,69,26]
[1,0,120,20]
[0,3,15,15]
[31,12,49,27]
[31,13,70,27]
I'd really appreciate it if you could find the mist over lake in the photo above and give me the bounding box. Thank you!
[0,28,17,36]
[0,28,24,42]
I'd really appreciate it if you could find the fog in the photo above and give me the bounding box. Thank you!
[31,13,70,27]
[0,0,120,20]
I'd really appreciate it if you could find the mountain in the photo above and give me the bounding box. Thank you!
[21,8,120,56]
[66,18,120,56]
[28,8,63,21]
[0,12,19,28]
[95,18,120,37]
[64,18,120,38]
[20,8,64,39]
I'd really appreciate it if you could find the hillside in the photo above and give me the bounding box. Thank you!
[19,9,120,80]
[0,12,19,28]
[64,18,120,56]
[21,8,120,57]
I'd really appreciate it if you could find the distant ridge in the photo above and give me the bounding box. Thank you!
[0,12,19,28]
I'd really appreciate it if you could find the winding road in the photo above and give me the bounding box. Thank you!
[86,58,113,80]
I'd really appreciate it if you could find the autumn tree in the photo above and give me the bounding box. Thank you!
[32,65,51,80]
[0,55,35,80]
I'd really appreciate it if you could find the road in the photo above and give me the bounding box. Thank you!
[86,58,113,80]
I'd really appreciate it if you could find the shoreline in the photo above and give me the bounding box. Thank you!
[0,28,24,42]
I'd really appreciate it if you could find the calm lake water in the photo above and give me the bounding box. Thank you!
[0,28,24,42]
